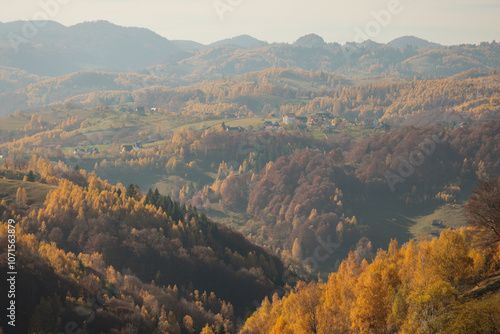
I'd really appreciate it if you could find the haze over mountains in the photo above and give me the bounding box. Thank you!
[1,19,499,116]
[0,20,188,76]
[1,10,500,333]
[388,35,442,49]
[1,20,497,78]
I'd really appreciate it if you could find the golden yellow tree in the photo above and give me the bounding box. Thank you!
[16,187,28,206]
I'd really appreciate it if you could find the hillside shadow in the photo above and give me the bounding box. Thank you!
[353,199,415,250]
[354,180,478,250]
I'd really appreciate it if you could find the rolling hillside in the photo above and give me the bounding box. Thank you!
[0,20,188,76]
[0,21,499,81]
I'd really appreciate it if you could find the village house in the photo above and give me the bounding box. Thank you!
[263,121,281,129]
[226,126,244,132]
[73,148,86,155]
[283,113,297,124]
[121,145,134,153]
[306,114,325,126]
[432,220,444,227]
[363,118,380,129]
[265,125,284,132]
[121,142,143,153]
[87,147,99,154]
[316,113,331,120]
[296,116,308,124]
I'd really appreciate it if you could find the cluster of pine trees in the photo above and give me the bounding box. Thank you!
[0,157,288,333]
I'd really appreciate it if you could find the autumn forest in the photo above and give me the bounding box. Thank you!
[1,18,500,334]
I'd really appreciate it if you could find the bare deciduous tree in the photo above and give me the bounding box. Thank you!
[464,177,500,247]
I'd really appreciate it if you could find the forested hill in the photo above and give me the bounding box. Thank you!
[0,157,289,333]
[1,66,499,120]
[0,20,187,76]
[241,177,500,333]
[1,20,499,79]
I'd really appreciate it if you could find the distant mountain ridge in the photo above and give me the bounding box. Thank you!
[172,35,268,51]
[294,34,326,47]
[0,20,499,103]
[388,35,442,48]
[0,20,188,76]
[209,34,267,48]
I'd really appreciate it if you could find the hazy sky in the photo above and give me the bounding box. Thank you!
[2,0,499,45]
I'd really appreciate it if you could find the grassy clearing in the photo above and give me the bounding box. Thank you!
[405,180,477,238]
[0,114,29,130]
[202,206,250,231]
[174,117,267,132]
[408,202,468,237]
[150,175,194,198]
[354,194,472,250]
[0,178,56,209]
[311,128,327,140]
